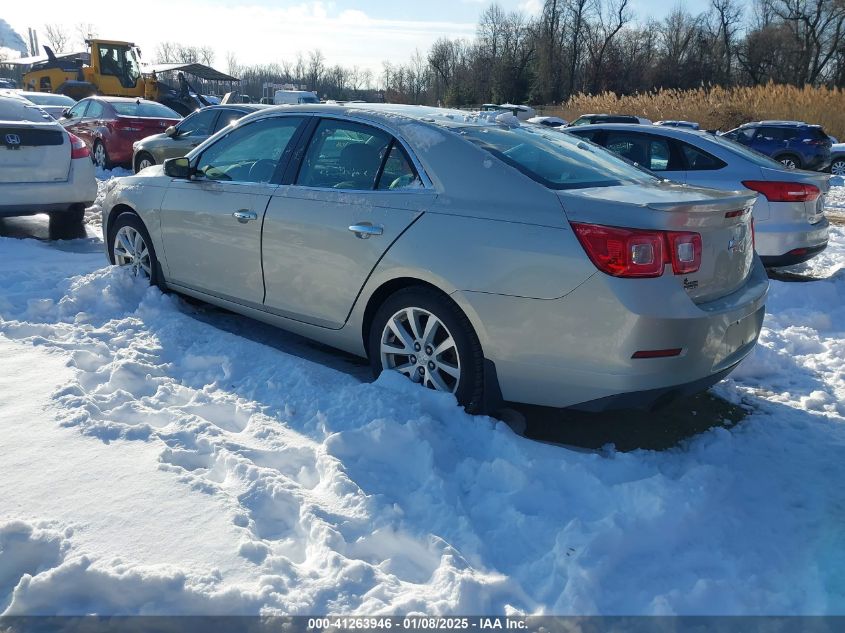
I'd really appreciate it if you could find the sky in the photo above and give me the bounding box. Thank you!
[5,0,715,75]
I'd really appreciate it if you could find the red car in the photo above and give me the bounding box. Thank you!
[60,96,181,169]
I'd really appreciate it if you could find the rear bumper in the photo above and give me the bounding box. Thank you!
[760,242,828,267]
[456,258,769,410]
[0,159,97,218]
[802,154,830,171]
[755,216,829,262]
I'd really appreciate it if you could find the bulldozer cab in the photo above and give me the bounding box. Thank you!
[88,40,144,96]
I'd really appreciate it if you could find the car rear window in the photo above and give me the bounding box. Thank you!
[458,124,658,190]
[23,93,76,106]
[809,127,829,140]
[112,101,180,118]
[0,98,54,123]
[709,133,788,169]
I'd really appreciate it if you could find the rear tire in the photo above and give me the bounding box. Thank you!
[368,286,485,412]
[48,204,85,231]
[93,140,111,170]
[134,152,155,173]
[776,154,800,169]
[829,158,845,176]
[108,212,160,286]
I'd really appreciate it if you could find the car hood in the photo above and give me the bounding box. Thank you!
[137,132,169,147]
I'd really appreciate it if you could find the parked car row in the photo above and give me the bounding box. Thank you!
[2,97,834,415]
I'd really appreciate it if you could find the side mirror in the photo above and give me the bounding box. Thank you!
[62,109,72,118]
[165,125,177,138]
[164,157,192,179]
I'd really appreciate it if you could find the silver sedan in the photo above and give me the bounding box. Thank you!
[101,105,768,413]
[568,123,831,267]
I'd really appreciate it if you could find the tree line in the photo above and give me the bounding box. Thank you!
[30,0,845,106]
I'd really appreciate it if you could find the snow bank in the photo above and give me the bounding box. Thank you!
[0,183,844,615]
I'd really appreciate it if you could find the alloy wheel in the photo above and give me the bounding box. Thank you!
[380,307,461,393]
[779,157,797,169]
[831,160,845,176]
[94,143,107,168]
[138,156,154,171]
[113,226,151,278]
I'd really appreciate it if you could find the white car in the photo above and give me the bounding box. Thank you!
[0,94,97,226]
[569,123,830,266]
[527,116,568,128]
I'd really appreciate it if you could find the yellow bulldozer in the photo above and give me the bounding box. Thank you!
[20,39,238,115]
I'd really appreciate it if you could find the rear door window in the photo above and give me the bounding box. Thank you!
[296,119,392,190]
[604,131,680,172]
[679,142,727,170]
[376,143,420,190]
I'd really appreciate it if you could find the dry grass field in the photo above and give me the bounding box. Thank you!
[542,85,845,137]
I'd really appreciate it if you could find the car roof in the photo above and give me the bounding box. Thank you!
[741,120,820,128]
[565,121,714,139]
[241,102,535,131]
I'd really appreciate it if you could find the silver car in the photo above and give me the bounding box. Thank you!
[568,123,831,267]
[101,105,768,412]
[132,104,271,173]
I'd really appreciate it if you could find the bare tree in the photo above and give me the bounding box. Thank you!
[75,23,97,48]
[43,24,70,53]
[586,0,631,92]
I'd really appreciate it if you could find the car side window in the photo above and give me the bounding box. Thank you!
[67,101,88,118]
[212,109,244,133]
[605,132,678,171]
[755,127,787,142]
[178,109,217,137]
[680,142,727,170]
[376,143,420,190]
[195,116,304,184]
[296,119,392,190]
[569,129,600,142]
[86,101,105,119]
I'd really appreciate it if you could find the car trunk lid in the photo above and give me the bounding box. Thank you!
[0,122,69,183]
[757,166,830,225]
[557,181,757,304]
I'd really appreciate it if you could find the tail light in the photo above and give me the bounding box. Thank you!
[114,117,142,132]
[571,223,702,278]
[68,132,89,159]
[742,180,820,202]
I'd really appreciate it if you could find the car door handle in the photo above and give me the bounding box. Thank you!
[348,223,384,239]
[232,210,258,223]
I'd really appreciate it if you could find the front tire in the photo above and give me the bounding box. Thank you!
[109,212,160,285]
[369,286,484,412]
[134,151,155,173]
[93,140,111,170]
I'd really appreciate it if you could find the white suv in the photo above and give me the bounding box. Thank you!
[0,93,97,226]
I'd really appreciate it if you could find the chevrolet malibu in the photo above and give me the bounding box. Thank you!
[101,104,768,413]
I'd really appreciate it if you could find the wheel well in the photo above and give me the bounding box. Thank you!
[361,277,453,356]
[105,204,138,261]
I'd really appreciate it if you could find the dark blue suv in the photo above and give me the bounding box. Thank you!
[722,121,832,171]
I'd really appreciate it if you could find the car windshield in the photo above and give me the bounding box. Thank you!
[298,95,319,104]
[709,133,791,169]
[457,124,658,190]
[22,93,75,106]
[112,101,180,118]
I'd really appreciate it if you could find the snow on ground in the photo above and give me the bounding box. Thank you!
[0,173,844,615]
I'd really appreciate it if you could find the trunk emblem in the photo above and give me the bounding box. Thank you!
[4,134,21,146]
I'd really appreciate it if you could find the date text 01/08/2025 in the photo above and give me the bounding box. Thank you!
[306,618,527,630]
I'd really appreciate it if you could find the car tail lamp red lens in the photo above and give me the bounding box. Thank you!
[742,180,820,202]
[68,132,89,159]
[571,223,702,278]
